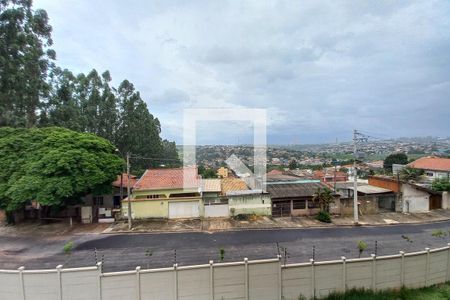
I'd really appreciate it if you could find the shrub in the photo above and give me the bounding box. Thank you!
[357,240,367,258]
[63,241,74,255]
[316,210,331,223]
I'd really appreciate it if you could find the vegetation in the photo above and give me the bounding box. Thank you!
[313,187,334,223]
[0,127,123,213]
[63,241,74,255]
[319,283,450,299]
[357,240,368,258]
[198,165,217,179]
[312,187,334,212]
[219,247,225,262]
[399,167,424,182]
[432,179,450,192]
[383,153,408,172]
[0,0,180,173]
[316,210,331,223]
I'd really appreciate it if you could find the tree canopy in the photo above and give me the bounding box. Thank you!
[383,153,408,172]
[432,179,450,192]
[0,127,123,212]
[0,0,180,172]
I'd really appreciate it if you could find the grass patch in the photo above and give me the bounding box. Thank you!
[320,283,450,300]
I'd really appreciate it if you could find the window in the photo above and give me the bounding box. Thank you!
[146,195,159,199]
[308,200,320,209]
[292,200,306,210]
[426,172,434,177]
[93,196,104,206]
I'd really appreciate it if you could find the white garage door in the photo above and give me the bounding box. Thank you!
[169,201,200,218]
[205,204,229,218]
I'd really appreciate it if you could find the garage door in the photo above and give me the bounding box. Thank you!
[169,201,200,218]
[205,204,229,218]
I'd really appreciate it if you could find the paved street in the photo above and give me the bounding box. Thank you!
[2,220,450,272]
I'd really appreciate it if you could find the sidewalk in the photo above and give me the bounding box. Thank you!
[105,209,450,234]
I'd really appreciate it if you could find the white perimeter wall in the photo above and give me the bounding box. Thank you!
[2,246,450,300]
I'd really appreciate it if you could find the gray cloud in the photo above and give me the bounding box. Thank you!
[35,0,450,144]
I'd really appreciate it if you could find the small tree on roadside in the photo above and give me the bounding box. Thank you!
[357,240,367,258]
[219,247,225,262]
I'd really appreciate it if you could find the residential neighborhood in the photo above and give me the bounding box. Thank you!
[2,0,450,299]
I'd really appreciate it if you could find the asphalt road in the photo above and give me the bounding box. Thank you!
[2,221,450,272]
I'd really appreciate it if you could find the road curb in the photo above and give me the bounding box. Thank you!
[102,217,450,235]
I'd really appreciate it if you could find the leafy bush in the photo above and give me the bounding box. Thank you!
[357,240,367,258]
[63,241,74,254]
[316,210,331,223]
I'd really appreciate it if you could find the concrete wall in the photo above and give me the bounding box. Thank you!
[228,194,272,216]
[122,197,203,219]
[3,246,450,300]
[401,184,429,213]
[340,196,379,216]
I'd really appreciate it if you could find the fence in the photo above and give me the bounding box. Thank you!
[1,244,450,300]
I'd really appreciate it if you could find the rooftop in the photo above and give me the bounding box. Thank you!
[266,181,330,199]
[408,156,450,172]
[201,179,222,192]
[134,167,200,190]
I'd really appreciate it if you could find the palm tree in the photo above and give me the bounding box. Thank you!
[312,187,334,212]
[399,167,424,182]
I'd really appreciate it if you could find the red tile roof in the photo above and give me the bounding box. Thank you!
[408,156,450,172]
[267,169,283,175]
[112,173,138,188]
[134,167,200,190]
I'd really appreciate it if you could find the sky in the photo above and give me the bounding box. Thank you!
[34,0,450,145]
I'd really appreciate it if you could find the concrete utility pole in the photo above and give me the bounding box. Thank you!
[352,129,369,225]
[353,130,359,225]
[127,152,132,230]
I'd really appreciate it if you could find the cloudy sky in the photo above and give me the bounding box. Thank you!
[35,0,450,145]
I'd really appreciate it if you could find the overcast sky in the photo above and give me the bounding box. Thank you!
[35,0,450,145]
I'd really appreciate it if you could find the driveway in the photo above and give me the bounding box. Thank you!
[2,220,450,272]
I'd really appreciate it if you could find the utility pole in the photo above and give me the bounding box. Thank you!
[352,130,369,225]
[127,152,132,230]
[353,130,359,225]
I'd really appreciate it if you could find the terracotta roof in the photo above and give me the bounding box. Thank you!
[408,156,450,172]
[202,179,222,192]
[267,169,283,175]
[221,178,249,194]
[134,167,200,190]
[112,173,138,188]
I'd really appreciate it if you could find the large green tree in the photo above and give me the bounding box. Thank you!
[0,127,123,212]
[0,0,55,127]
[383,153,408,172]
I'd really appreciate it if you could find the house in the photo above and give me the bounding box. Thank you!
[313,170,348,184]
[335,182,396,215]
[407,156,450,181]
[202,179,229,218]
[122,167,202,219]
[82,173,137,223]
[369,176,443,213]
[266,180,340,217]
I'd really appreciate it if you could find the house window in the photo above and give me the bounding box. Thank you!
[93,196,104,206]
[426,172,434,177]
[308,200,320,209]
[146,195,159,199]
[293,200,306,210]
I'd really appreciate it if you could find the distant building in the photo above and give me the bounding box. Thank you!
[407,156,450,181]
